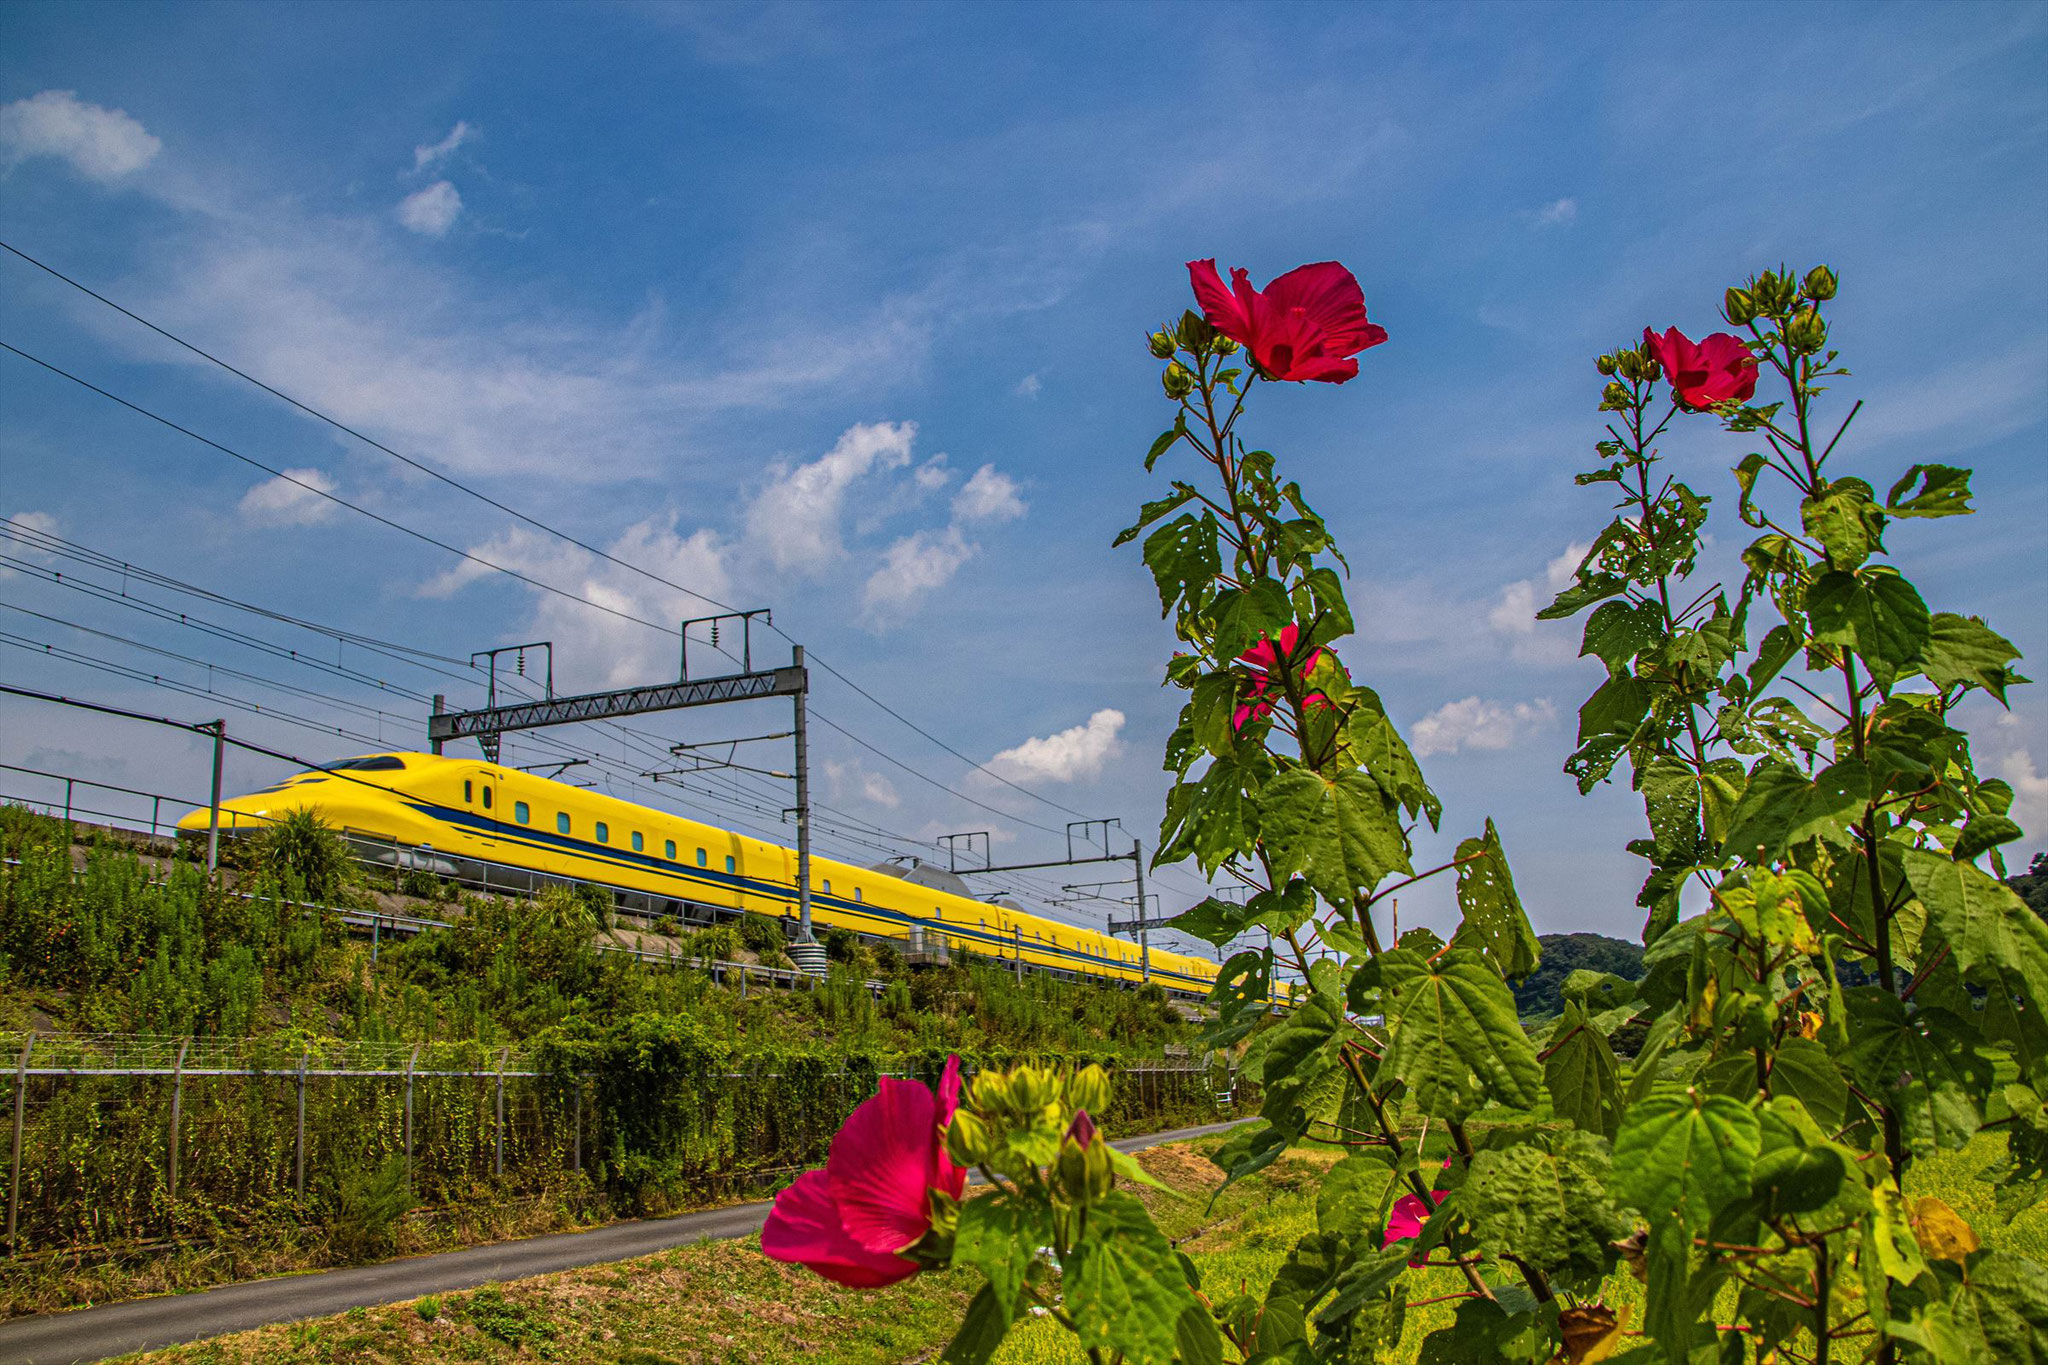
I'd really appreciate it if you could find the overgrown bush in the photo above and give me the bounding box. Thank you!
[260,808,355,903]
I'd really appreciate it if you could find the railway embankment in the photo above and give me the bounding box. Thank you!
[0,805,1248,1320]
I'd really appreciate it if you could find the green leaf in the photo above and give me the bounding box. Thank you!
[1208,1120,1288,1196]
[1113,482,1195,548]
[1802,476,1883,570]
[1066,1192,1200,1365]
[1189,672,1239,758]
[1174,1304,1224,1365]
[1784,759,1869,851]
[1317,1154,1397,1238]
[1144,414,1189,473]
[953,1195,1048,1316]
[1948,1249,2048,1360]
[1904,848,2048,1006]
[1345,686,1441,829]
[1843,991,1991,1150]
[1581,598,1665,671]
[1806,566,1932,685]
[1142,511,1220,617]
[1257,766,1411,910]
[1452,819,1540,981]
[1921,613,2027,704]
[1462,1128,1630,1288]
[1378,947,1543,1118]
[1577,674,1651,745]
[940,1284,1012,1365]
[1538,571,1627,621]
[1721,759,1809,862]
[1641,756,1704,864]
[1545,1002,1622,1139]
[1210,580,1294,663]
[1767,1039,1849,1132]
[1885,463,1974,518]
[1613,1091,1760,1243]
[1168,894,1260,949]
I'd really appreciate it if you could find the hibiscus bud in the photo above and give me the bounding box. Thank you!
[1175,309,1217,353]
[1787,306,1828,354]
[1723,287,1757,326]
[1615,349,1643,381]
[945,1111,993,1168]
[1211,334,1239,356]
[1600,381,1632,410]
[1755,270,1797,316]
[1009,1065,1056,1111]
[1084,1134,1115,1198]
[1595,353,1618,377]
[1068,1065,1112,1116]
[1802,266,1838,302]
[967,1070,1011,1115]
[1162,361,1196,400]
[1148,330,1177,360]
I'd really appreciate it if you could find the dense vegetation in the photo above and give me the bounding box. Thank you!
[1507,932,1645,1019]
[0,804,1221,1310]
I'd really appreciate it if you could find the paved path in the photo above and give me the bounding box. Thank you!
[0,1118,1249,1364]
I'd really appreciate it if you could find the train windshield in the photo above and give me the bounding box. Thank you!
[320,755,408,773]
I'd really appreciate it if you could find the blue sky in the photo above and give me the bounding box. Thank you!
[2,0,2043,949]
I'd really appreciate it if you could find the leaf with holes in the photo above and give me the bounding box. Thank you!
[1378,946,1542,1118]
[1257,766,1411,910]
[1452,818,1540,980]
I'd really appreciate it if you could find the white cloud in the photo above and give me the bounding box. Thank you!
[825,759,901,809]
[2000,749,2048,843]
[420,515,731,690]
[1483,543,1589,667]
[1015,373,1043,398]
[237,469,339,527]
[0,90,160,183]
[1411,696,1557,758]
[397,180,463,237]
[1528,197,1578,228]
[989,709,1126,784]
[0,511,60,578]
[862,525,974,623]
[952,465,1027,525]
[913,456,953,492]
[413,121,474,171]
[747,421,918,574]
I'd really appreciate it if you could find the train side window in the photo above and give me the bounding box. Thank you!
[696,848,707,867]
[853,887,862,902]
[596,821,609,844]
[482,787,492,809]
[514,801,529,825]
[557,812,570,834]
[665,839,676,859]
[464,780,473,802]
[631,831,644,852]
[822,879,832,894]
[724,855,736,873]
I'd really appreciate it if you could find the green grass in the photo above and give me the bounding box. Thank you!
[115,1131,2047,1364]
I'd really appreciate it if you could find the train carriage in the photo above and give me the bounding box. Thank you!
[176,751,1223,996]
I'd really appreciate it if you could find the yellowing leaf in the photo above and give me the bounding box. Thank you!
[1911,1195,1981,1264]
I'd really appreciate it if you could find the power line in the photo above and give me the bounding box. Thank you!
[0,239,1096,822]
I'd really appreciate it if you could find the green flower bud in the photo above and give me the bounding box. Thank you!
[1600,380,1632,410]
[945,1111,993,1168]
[1084,1135,1115,1199]
[1615,350,1643,381]
[1175,309,1217,353]
[1802,266,1838,302]
[1148,330,1176,360]
[1595,353,1618,377]
[967,1071,1010,1116]
[1067,1065,1112,1117]
[1787,306,1828,355]
[1723,287,1757,326]
[1057,1138,1090,1199]
[1211,334,1239,356]
[1162,361,1195,400]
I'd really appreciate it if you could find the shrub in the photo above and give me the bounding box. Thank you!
[736,911,783,955]
[323,1154,415,1262]
[259,809,355,903]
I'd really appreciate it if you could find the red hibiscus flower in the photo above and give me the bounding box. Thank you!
[1642,326,1759,409]
[1188,259,1387,383]
[1235,624,1336,730]
[1383,1158,1452,1266]
[761,1055,965,1287]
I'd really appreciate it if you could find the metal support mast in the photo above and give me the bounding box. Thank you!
[792,645,812,943]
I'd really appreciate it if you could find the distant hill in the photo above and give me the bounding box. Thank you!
[1512,932,1646,1018]
[2013,852,2048,921]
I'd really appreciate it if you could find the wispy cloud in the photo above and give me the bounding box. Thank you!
[747,421,918,575]
[0,90,160,183]
[237,469,339,527]
[396,180,463,236]
[988,709,1125,783]
[413,121,474,172]
[1527,196,1578,228]
[1411,696,1557,757]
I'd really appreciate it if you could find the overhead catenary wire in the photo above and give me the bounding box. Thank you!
[0,247,1224,924]
[0,239,1098,822]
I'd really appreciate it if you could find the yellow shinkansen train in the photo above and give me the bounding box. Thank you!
[177,751,1223,997]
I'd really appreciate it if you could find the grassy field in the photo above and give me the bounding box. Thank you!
[115,1131,2046,1364]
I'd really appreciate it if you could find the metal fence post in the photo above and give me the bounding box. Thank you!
[294,1051,308,1198]
[572,1078,582,1173]
[63,778,73,829]
[494,1048,507,1178]
[168,1038,190,1202]
[8,1033,32,1255]
[403,1044,420,1194]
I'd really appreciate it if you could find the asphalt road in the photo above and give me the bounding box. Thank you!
[0,1118,1249,1365]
